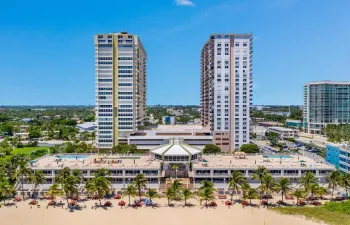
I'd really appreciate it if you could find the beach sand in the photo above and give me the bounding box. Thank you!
[0,198,320,225]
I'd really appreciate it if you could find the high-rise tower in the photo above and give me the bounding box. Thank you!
[201,34,253,152]
[95,32,147,149]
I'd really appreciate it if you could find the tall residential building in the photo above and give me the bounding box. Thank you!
[201,34,253,152]
[94,32,147,149]
[303,81,350,134]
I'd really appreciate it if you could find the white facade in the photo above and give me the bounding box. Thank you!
[95,32,147,149]
[201,34,253,152]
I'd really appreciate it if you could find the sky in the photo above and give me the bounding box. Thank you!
[0,0,349,106]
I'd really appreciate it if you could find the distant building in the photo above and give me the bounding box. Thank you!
[76,122,96,132]
[304,81,350,134]
[14,133,29,140]
[167,108,184,116]
[252,105,264,110]
[20,118,33,123]
[285,119,302,129]
[326,144,350,173]
[162,116,176,125]
[264,111,291,117]
[267,127,299,139]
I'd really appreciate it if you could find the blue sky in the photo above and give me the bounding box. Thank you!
[0,0,349,106]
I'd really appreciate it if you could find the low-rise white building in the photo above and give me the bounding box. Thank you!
[267,126,299,139]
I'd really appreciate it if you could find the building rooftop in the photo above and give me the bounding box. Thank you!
[269,126,298,132]
[194,154,335,170]
[152,139,201,156]
[306,80,350,85]
[30,154,160,170]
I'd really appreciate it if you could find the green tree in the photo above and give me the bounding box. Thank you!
[165,187,175,206]
[171,179,183,200]
[93,168,111,178]
[61,175,79,205]
[182,188,194,206]
[145,188,161,202]
[13,162,32,200]
[46,183,63,199]
[244,187,259,205]
[0,140,13,155]
[132,174,147,201]
[315,185,328,199]
[0,179,14,205]
[240,144,259,153]
[293,189,307,206]
[252,166,268,196]
[203,144,221,154]
[29,170,45,198]
[328,170,342,199]
[228,171,247,202]
[341,173,350,196]
[299,171,317,195]
[123,184,137,206]
[85,176,111,205]
[55,167,71,183]
[276,178,292,202]
[258,174,278,205]
[198,184,215,207]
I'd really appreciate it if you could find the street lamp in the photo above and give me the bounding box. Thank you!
[175,169,178,180]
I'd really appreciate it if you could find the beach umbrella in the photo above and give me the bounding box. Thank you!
[299,160,306,163]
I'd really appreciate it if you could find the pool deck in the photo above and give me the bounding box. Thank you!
[29,155,160,170]
[193,154,334,170]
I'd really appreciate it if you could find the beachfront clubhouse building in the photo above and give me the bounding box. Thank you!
[23,139,335,192]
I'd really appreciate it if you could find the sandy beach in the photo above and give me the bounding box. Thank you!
[0,198,320,225]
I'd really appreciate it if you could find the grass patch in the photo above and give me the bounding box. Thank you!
[270,206,350,225]
[12,146,50,155]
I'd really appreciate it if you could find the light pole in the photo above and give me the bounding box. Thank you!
[175,169,178,180]
[223,178,226,192]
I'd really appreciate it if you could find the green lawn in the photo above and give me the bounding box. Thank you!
[11,146,50,156]
[270,206,350,225]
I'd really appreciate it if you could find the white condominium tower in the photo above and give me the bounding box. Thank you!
[201,34,253,152]
[94,32,147,149]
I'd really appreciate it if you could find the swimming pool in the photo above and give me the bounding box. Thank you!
[56,155,89,159]
[263,155,292,159]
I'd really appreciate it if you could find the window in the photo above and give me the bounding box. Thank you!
[235,43,239,47]
[98,35,103,38]
[243,42,247,47]
[118,83,132,86]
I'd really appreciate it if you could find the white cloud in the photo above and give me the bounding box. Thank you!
[175,0,195,6]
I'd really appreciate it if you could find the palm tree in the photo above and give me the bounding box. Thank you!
[61,175,79,205]
[341,173,350,196]
[293,189,306,206]
[13,161,32,200]
[123,184,137,206]
[228,171,247,202]
[55,167,71,183]
[93,168,111,178]
[46,183,63,200]
[72,169,84,198]
[244,188,259,205]
[199,180,214,191]
[252,166,268,196]
[198,186,215,207]
[145,188,161,202]
[166,187,175,206]
[309,183,320,200]
[328,170,341,199]
[172,164,179,179]
[315,185,328,199]
[241,182,251,199]
[0,179,14,205]
[182,188,194,206]
[86,176,111,205]
[276,178,292,202]
[29,170,45,198]
[299,171,317,195]
[258,174,277,206]
[171,179,183,200]
[133,174,147,201]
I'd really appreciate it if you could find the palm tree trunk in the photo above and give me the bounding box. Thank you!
[99,197,102,206]
[231,191,234,202]
[66,196,69,206]
[128,195,131,206]
[139,188,141,201]
[206,199,208,208]
[250,199,252,205]
[21,175,24,200]
[282,192,284,202]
